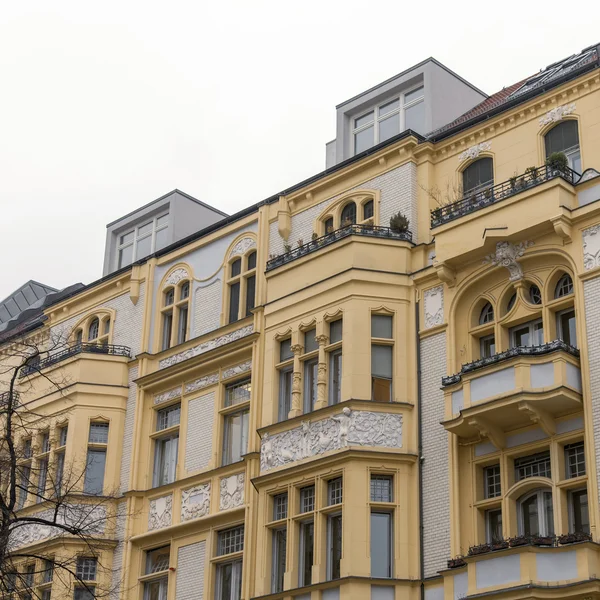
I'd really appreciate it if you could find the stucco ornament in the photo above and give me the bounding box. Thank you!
[148,495,173,530]
[458,141,491,162]
[483,241,534,281]
[260,409,403,472]
[222,360,252,380]
[578,168,600,184]
[539,103,576,126]
[181,483,211,521]
[583,225,600,271]
[185,373,219,394]
[423,286,444,329]
[220,473,245,510]
[154,386,182,405]
[229,237,256,258]
[166,268,190,286]
[159,324,254,369]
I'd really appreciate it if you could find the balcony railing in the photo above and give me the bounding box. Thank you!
[0,391,19,406]
[19,343,131,377]
[442,340,580,387]
[430,164,580,228]
[266,224,412,271]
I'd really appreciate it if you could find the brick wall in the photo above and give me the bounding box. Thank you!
[193,277,223,338]
[420,331,450,577]
[176,541,206,599]
[110,500,127,600]
[185,392,215,472]
[269,162,418,255]
[120,366,138,494]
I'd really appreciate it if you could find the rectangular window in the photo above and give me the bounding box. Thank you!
[42,559,54,583]
[215,560,242,600]
[161,312,173,351]
[570,489,590,533]
[371,512,392,578]
[299,521,314,587]
[223,409,249,466]
[17,465,30,508]
[41,432,51,453]
[303,358,318,414]
[58,426,68,447]
[300,486,315,513]
[372,315,393,339]
[515,451,551,481]
[117,213,168,269]
[177,307,188,345]
[273,493,288,521]
[245,275,256,317]
[371,345,392,401]
[143,578,167,600]
[41,590,52,600]
[74,587,95,600]
[76,558,97,581]
[565,442,586,478]
[229,282,240,324]
[271,528,287,593]
[84,449,106,494]
[327,514,342,580]
[156,405,181,431]
[279,338,293,362]
[370,475,393,502]
[485,509,503,543]
[278,367,293,421]
[153,435,179,487]
[510,319,543,348]
[37,458,48,500]
[484,465,501,499]
[225,379,251,407]
[55,451,65,495]
[328,477,343,505]
[557,308,577,347]
[88,423,109,444]
[329,350,342,405]
[143,547,169,600]
[218,525,245,555]
[480,335,496,359]
[24,563,35,588]
[329,319,343,343]
[304,328,318,353]
[23,438,32,459]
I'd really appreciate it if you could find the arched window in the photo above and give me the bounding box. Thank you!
[518,489,554,537]
[462,157,493,194]
[340,202,357,226]
[506,292,517,313]
[555,274,573,298]
[161,282,190,351]
[324,217,334,234]
[75,329,83,345]
[479,302,494,325]
[227,250,257,324]
[529,285,542,305]
[88,318,100,342]
[545,121,581,173]
[363,200,374,220]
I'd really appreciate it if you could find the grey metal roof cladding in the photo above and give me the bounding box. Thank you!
[0,281,57,325]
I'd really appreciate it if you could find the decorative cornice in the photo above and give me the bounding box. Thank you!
[154,386,182,405]
[185,373,219,394]
[458,141,491,162]
[539,103,576,126]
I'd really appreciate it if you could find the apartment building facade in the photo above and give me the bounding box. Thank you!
[3,43,600,600]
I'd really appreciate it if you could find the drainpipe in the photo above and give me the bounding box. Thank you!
[416,300,425,600]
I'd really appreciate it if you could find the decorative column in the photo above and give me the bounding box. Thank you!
[289,344,304,418]
[315,334,329,410]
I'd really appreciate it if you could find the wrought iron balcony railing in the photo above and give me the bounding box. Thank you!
[19,343,131,377]
[430,164,580,228]
[266,224,412,271]
[441,340,580,387]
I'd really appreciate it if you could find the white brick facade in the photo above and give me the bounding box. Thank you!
[185,392,215,472]
[193,277,223,338]
[120,366,138,493]
[420,331,450,577]
[269,162,418,256]
[176,541,206,600]
[110,500,127,600]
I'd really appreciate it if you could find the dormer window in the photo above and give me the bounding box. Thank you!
[117,213,169,268]
[352,86,425,155]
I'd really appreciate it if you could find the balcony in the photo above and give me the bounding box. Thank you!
[442,341,582,443]
[430,164,579,228]
[266,224,412,271]
[20,343,131,377]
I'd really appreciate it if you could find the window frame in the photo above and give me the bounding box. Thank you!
[462,157,494,194]
[544,120,581,173]
[556,307,577,347]
[517,488,554,537]
[509,318,544,348]
[117,212,169,269]
[160,281,191,351]
[227,249,257,324]
[485,508,503,543]
[568,487,590,534]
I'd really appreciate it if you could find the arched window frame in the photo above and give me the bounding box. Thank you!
[88,318,100,342]
[340,202,357,227]
[226,249,257,324]
[554,274,574,299]
[461,157,494,196]
[160,281,191,351]
[71,311,113,347]
[317,191,380,236]
[543,119,581,174]
[517,488,554,537]
[479,302,494,325]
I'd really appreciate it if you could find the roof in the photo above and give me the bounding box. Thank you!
[0,280,57,325]
[428,44,599,140]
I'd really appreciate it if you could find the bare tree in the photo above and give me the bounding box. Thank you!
[0,331,127,600]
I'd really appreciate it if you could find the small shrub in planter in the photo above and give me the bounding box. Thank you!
[531,535,554,546]
[483,187,493,200]
[546,152,569,174]
[447,557,466,569]
[342,217,353,228]
[491,540,509,551]
[508,535,530,547]
[525,166,539,182]
[283,242,292,253]
[326,225,334,234]
[558,532,592,545]
[468,543,491,556]
[509,175,518,190]
[389,212,409,233]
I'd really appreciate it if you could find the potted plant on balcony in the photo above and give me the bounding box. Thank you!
[447,557,466,569]
[509,173,518,191]
[546,151,569,175]
[558,531,592,545]
[283,242,292,253]
[531,534,554,546]
[525,166,539,183]
[390,212,409,234]
[491,539,509,551]
[468,543,491,556]
[508,535,530,547]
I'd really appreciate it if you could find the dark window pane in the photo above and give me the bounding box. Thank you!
[371,512,392,577]
[325,217,334,233]
[486,509,503,543]
[462,158,493,193]
[231,259,242,277]
[329,319,343,343]
[372,315,393,338]
[328,514,343,579]
[299,521,314,587]
[572,490,589,533]
[278,369,293,421]
[84,450,106,494]
[177,307,188,344]
[245,275,256,317]
[247,252,257,270]
[370,475,393,502]
[271,528,287,593]
[545,120,579,156]
[89,422,109,444]
[363,200,374,220]
[161,312,173,350]
[225,379,251,407]
[304,359,318,414]
[279,338,293,362]
[304,328,318,353]
[341,202,357,225]
[329,350,342,405]
[229,282,240,323]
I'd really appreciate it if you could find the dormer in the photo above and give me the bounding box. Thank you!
[325,58,487,167]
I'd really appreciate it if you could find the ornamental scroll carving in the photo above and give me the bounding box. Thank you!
[423,286,444,329]
[154,387,182,405]
[159,324,254,369]
[539,103,576,126]
[219,473,245,510]
[181,483,211,521]
[166,268,190,286]
[583,225,600,271]
[458,141,491,162]
[483,241,533,281]
[185,373,219,394]
[148,495,172,530]
[260,408,402,473]
[229,237,256,258]
[222,360,252,380]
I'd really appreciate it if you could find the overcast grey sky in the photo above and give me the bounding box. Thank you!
[1,0,598,299]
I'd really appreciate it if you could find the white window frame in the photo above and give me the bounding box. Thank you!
[556,307,577,347]
[568,487,589,533]
[517,489,554,536]
[116,212,169,269]
[510,318,544,348]
[352,84,425,155]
